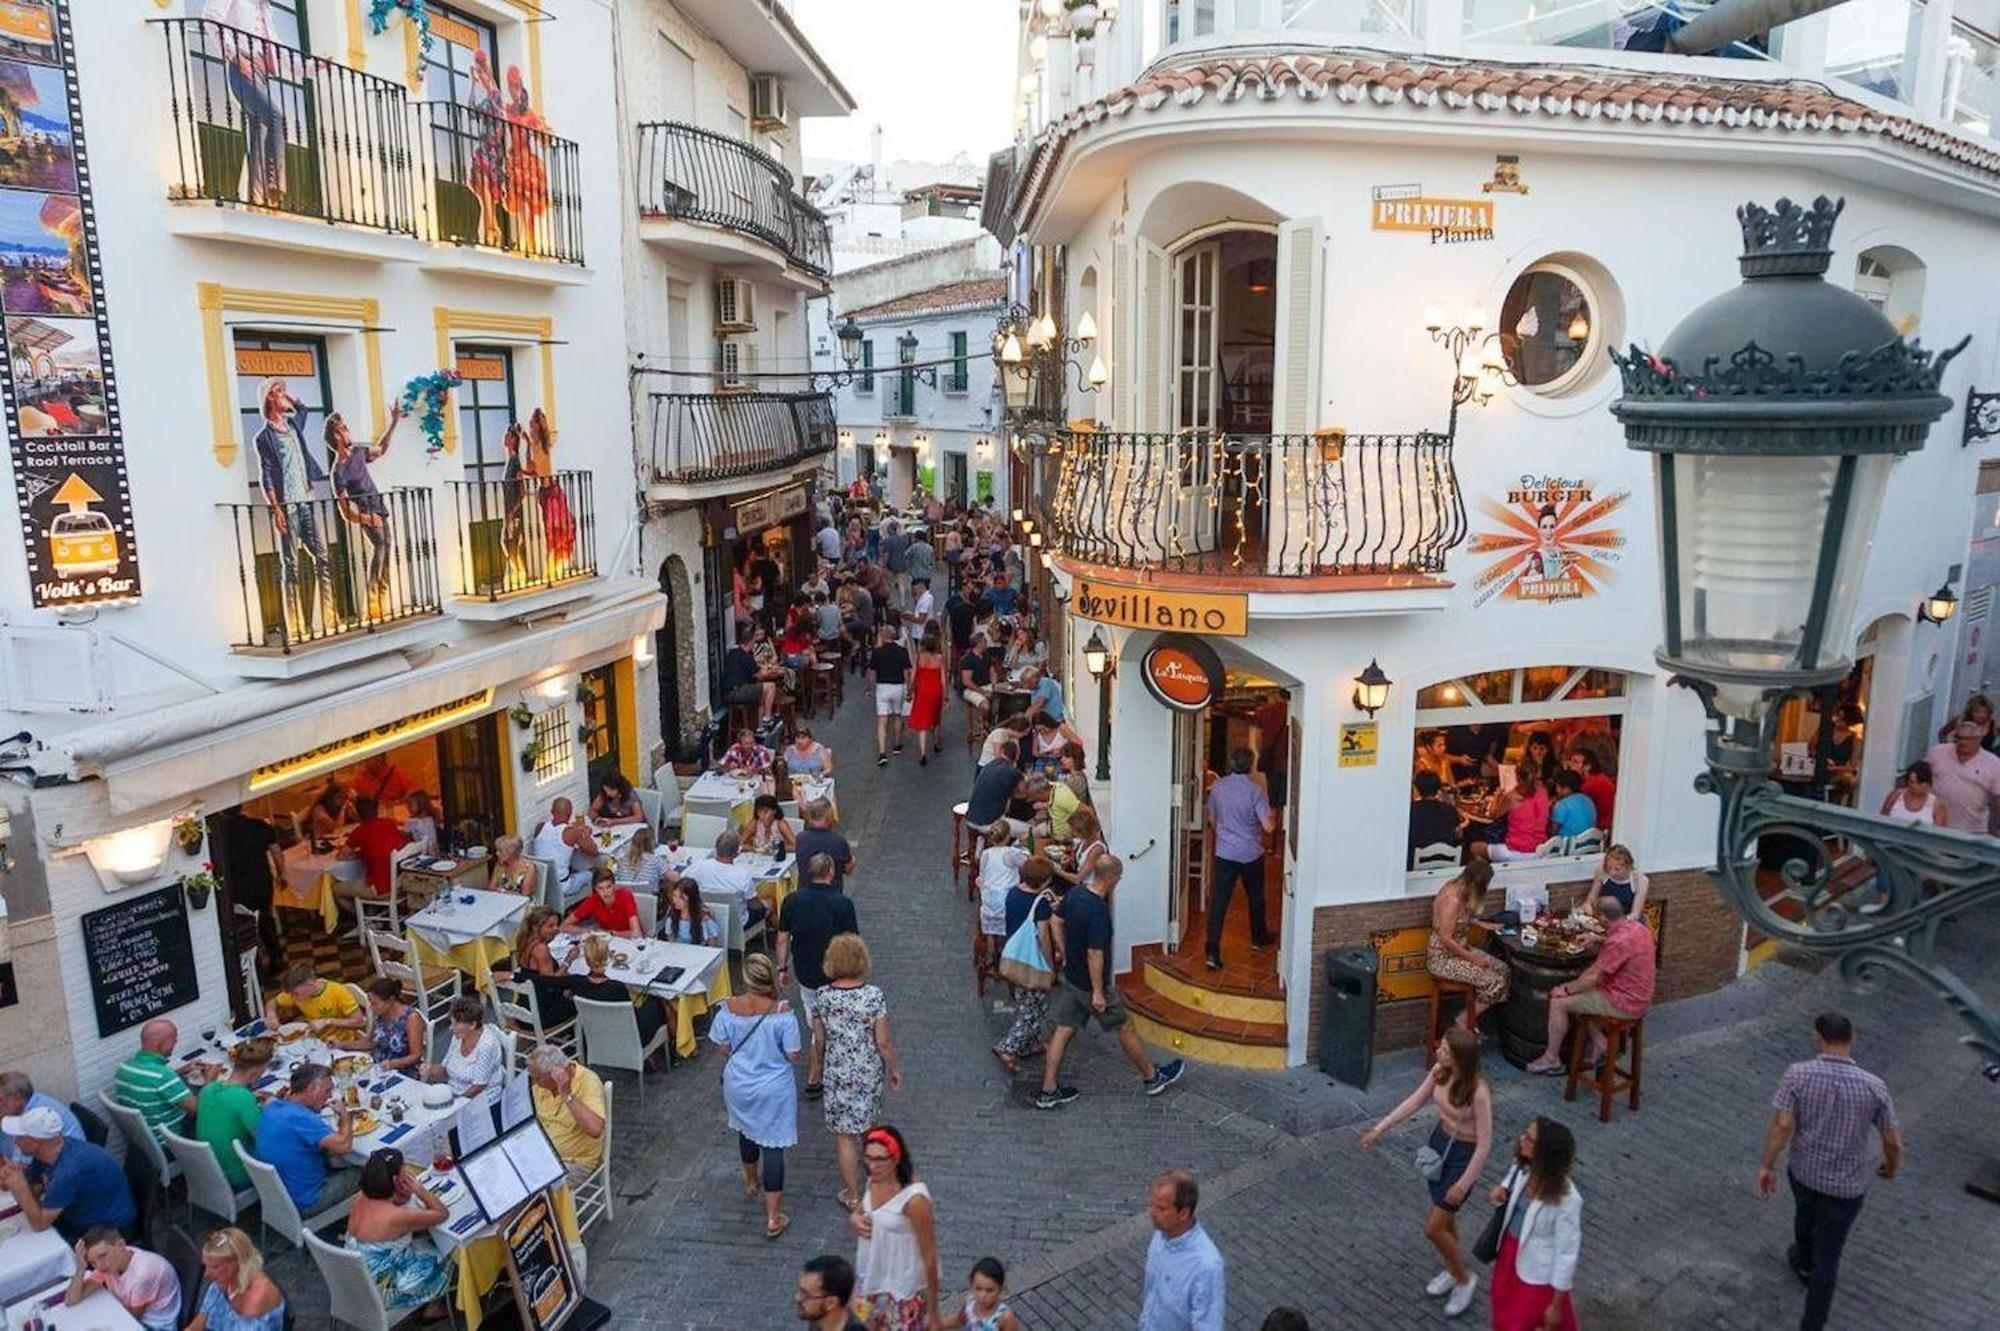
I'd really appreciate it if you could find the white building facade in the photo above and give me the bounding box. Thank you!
[997,0,2000,1067]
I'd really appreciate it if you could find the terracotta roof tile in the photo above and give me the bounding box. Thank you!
[845,277,1008,322]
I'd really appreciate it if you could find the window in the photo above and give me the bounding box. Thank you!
[946,331,969,392]
[580,664,622,790]
[420,3,500,106]
[1166,0,1218,44]
[530,706,574,784]
[1853,246,1925,335]
[857,340,874,393]
[1408,666,1630,872]
[453,344,517,487]
[1498,263,1601,394]
[232,333,332,495]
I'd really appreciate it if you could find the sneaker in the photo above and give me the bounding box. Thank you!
[919,754,928,767]
[1425,1271,1457,1298]
[876,753,888,768]
[1786,1246,1812,1286]
[1444,1276,1477,1318]
[893,742,904,754]
[1204,955,1223,972]
[1034,1086,1080,1110]
[1143,1058,1186,1096]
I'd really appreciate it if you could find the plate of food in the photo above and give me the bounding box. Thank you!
[276,1022,310,1043]
[431,859,457,873]
[334,1054,372,1077]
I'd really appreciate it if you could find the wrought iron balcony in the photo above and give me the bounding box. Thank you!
[412,100,585,264]
[157,17,416,235]
[1045,430,1466,578]
[222,490,442,653]
[633,121,831,276]
[649,391,837,484]
[445,472,599,601]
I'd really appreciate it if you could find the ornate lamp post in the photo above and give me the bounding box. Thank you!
[1610,198,1998,1086]
[1083,627,1114,781]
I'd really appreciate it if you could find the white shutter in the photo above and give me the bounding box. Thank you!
[1269,218,1326,573]
[1111,239,1134,431]
[1139,239,1171,433]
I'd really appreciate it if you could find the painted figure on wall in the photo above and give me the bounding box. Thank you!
[525,407,574,569]
[500,419,529,576]
[328,400,405,619]
[501,64,549,237]
[203,0,288,208]
[1526,504,1570,582]
[467,51,508,247]
[254,377,334,635]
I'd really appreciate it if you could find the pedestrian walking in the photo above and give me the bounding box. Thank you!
[991,856,1060,1074]
[708,954,802,1240]
[1755,1012,1902,1331]
[868,624,912,767]
[1035,855,1185,1110]
[777,853,859,1099]
[1203,749,1277,970]
[1487,1116,1580,1331]
[1138,1169,1226,1331]
[1360,1027,1494,1318]
[849,1124,940,1331]
[906,628,948,766]
[936,1256,1021,1330]
[795,1254,866,1330]
[815,934,903,1210]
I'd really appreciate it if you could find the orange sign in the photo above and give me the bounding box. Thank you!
[1140,634,1223,712]
[0,2,54,47]
[1073,575,1246,637]
[234,348,317,378]
[429,11,484,50]
[453,354,508,382]
[1369,196,1495,239]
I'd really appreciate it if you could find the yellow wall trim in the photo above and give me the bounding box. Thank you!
[198,283,385,468]
[1126,1012,1289,1070]
[613,657,640,789]
[433,307,557,455]
[343,0,367,69]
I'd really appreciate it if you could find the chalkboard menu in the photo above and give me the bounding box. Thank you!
[501,1189,582,1331]
[80,884,198,1038]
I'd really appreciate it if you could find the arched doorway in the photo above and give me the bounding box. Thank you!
[657,554,697,758]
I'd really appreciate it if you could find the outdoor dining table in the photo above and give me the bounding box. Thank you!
[1488,927,1604,1069]
[415,1161,582,1331]
[683,771,761,809]
[0,1209,73,1307]
[407,887,533,991]
[547,934,728,1058]
[2,1286,139,1331]
[273,841,362,931]
[663,848,798,916]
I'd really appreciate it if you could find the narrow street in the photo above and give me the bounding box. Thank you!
[270,684,2000,1330]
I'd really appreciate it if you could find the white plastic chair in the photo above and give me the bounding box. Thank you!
[573,1081,613,1233]
[305,1228,431,1330]
[1566,828,1606,857]
[633,890,660,938]
[1412,841,1460,869]
[719,894,767,955]
[494,979,578,1057]
[162,1127,256,1226]
[635,787,664,836]
[572,997,671,1112]
[366,930,462,1034]
[678,812,733,852]
[529,855,564,914]
[1533,835,1566,857]
[233,1140,354,1251]
[97,1090,180,1198]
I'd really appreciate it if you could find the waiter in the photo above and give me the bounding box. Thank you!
[1203,749,1277,971]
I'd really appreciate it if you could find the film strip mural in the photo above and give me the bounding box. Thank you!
[0,1,139,607]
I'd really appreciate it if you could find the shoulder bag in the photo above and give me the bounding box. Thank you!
[997,892,1057,991]
[1472,1164,1520,1264]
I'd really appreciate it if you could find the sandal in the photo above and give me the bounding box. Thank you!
[765,1213,790,1240]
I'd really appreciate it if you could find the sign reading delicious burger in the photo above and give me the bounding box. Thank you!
[1140,633,1225,712]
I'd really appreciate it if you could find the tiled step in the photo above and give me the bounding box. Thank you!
[1133,944,1286,1026]
[1118,971,1288,1071]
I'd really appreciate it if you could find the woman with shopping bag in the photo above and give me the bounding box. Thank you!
[991,856,1062,1075]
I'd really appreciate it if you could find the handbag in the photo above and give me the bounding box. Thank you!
[1472,1165,1520,1265]
[997,892,1057,991]
[1413,1144,1446,1182]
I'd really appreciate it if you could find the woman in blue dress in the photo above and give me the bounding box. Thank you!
[182,1228,286,1331]
[710,953,801,1239]
[343,1148,452,1318]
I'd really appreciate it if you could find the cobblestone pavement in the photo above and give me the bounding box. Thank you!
[267,682,2000,1330]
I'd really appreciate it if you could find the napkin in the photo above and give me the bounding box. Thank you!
[379,1122,415,1145]
[451,1213,484,1234]
[254,1074,281,1090]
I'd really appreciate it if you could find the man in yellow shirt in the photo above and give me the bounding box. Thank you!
[526,1044,604,1182]
[262,964,370,1049]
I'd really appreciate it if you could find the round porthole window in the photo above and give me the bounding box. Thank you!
[1498,262,1605,396]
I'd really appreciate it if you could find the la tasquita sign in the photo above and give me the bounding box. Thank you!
[1141,634,1225,712]
[1073,576,1247,637]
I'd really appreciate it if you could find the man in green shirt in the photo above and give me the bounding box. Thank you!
[195,1038,272,1188]
[112,1020,197,1141]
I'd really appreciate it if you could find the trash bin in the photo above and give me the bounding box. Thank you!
[1318,945,1378,1090]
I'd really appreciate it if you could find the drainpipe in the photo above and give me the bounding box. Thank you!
[1665,0,1855,56]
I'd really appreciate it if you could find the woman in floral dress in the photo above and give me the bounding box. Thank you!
[1425,857,1511,1026]
[465,53,508,248]
[812,933,902,1211]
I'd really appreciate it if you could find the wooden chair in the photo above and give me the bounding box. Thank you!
[971,918,1001,999]
[494,979,579,1058]
[1564,1013,1645,1122]
[365,929,462,1034]
[1426,979,1480,1047]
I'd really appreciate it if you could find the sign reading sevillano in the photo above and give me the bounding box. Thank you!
[1369,184,1495,245]
[249,689,495,791]
[1073,576,1247,637]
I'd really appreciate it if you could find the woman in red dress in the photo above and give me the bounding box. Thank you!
[524,408,576,569]
[904,627,948,766]
[1488,1115,1581,1331]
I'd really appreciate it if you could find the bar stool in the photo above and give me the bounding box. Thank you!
[1564,1013,1645,1122]
[1426,979,1479,1047]
[812,660,842,716]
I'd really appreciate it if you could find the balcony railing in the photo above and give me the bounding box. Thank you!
[1047,430,1466,578]
[649,391,837,483]
[412,100,585,264]
[222,490,441,652]
[158,17,416,235]
[633,121,832,275]
[445,472,598,601]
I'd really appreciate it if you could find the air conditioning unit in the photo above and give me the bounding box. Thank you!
[750,75,788,130]
[717,335,755,391]
[713,277,757,333]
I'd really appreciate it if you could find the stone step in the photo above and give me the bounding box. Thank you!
[1117,970,1288,1071]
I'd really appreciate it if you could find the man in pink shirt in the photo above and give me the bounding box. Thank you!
[1525,894,1656,1074]
[65,1227,182,1331]
[1922,719,2000,835]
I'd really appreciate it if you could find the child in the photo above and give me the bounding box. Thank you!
[976,822,1029,940]
[939,1257,1021,1331]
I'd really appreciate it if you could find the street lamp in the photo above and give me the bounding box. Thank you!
[1083,627,1114,781]
[1919,583,1960,625]
[836,316,863,370]
[1351,659,1392,716]
[990,302,1102,423]
[1610,196,1997,1073]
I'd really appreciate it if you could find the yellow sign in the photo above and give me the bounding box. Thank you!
[0,2,54,47]
[1338,722,1378,768]
[1072,576,1247,638]
[429,11,484,50]
[1369,196,1495,241]
[453,354,508,382]
[233,348,318,378]
[249,690,494,791]
[1367,924,1439,1003]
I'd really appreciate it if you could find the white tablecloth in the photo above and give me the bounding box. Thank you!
[683,772,760,807]
[4,1288,140,1331]
[548,936,723,1000]
[280,842,366,894]
[665,849,795,893]
[408,888,530,950]
[0,1220,74,1306]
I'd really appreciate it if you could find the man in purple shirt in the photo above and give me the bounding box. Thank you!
[1202,749,1277,971]
[1755,1012,1902,1331]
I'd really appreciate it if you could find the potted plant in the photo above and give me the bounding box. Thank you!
[183,864,218,911]
[1065,0,1099,36]
[172,816,205,857]
[509,701,535,730]
[520,739,544,773]
[575,678,601,706]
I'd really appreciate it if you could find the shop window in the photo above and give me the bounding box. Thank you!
[857,341,874,394]
[1497,258,1618,396]
[580,664,622,790]
[1408,666,1630,871]
[531,706,575,784]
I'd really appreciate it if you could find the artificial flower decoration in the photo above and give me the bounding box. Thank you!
[400,369,463,457]
[366,0,434,56]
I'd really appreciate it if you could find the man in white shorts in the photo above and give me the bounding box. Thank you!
[867,623,912,767]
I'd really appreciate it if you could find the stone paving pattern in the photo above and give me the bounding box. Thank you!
[263,687,2000,1329]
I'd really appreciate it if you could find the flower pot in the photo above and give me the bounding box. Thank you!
[184,883,212,911]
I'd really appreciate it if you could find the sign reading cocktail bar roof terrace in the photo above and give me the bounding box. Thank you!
[1141,634,1225,712]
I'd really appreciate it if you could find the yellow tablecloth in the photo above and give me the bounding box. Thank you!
[451,1186,581,1331]
[272,872,340,932]
[410,932,514,992]
[758,867,797,917]
[672,960,734,1058]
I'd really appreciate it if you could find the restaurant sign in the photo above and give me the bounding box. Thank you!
[1073,575,1247,637]
[248,689,494,791]
[730,483,811,537]
[1140,633,1225,712]
[1369,185,1495,245]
